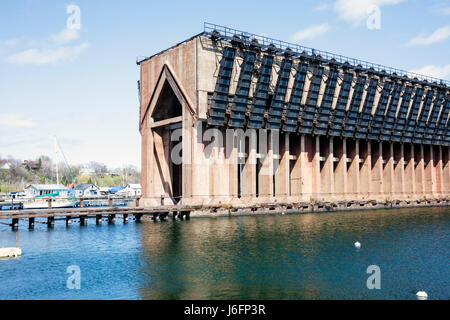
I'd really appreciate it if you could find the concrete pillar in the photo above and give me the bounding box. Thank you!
[404,144,416,199]
[393,143,405,199]
[241,130,257,200]
[333,138,347,199]
[190,121,211,205]
[347,139,360,200]
[382,142,394,198]
[371,141,383,199]
[443,146,450,197]
[210,128,230,204]
[414,144,425,197]
[275,133,290,200]
[435,146,444,196]
[312,136,321,200]
[258,130,275,200]
[359,140,371,199]
[320,136,334,200]
[226,129,238,201]
[289,134,302,199]
[424,144,435,196]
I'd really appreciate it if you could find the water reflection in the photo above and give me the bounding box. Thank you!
[138,207,449,300]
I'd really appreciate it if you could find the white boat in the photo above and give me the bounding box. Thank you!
[22,198,77,209]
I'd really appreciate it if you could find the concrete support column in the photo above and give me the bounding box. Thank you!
[404,143,416,199]
[435,146,444,197]
[382,142,394,199]
[415,144,425,197]
[210,128,231,204]
[190,121,211,205]
[312,136,321,199]
[275,133,290,201]
[241,131,257,200]
[227,129,238,201]
[443,146,450,197]
[371,141,383,199]
[289,134,302,199]
[424,145,435,196]
[258,130,275,201]
[333,138,347,199]
[359,140,371,200]
[393,143,405,199]
[347,139,360,200]
[320,136,334,200]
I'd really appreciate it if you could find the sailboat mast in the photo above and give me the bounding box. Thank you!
[54,136,59,185]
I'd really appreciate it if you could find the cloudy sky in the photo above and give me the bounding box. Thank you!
[0,0,449,168]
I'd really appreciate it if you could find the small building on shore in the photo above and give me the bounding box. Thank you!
[73,184,100,197]
[25,184,69,198]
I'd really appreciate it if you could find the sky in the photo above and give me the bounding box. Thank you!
[0,0,449,169]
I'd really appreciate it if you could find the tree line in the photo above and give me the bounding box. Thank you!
[0,155,140,193]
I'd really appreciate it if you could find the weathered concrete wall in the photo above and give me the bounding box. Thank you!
[139,34,450,207]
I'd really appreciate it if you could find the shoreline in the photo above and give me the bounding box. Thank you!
[140,198,450,221]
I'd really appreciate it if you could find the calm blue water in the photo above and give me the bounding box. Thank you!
[0,207,449,300]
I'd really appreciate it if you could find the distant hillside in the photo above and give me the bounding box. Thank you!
[0,155,140,193]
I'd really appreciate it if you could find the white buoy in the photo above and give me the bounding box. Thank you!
[0,247,22,258]
[416,291,428,299]
[354,241,361,248]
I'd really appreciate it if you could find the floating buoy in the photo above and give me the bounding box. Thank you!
[0,247,22,258]
[354,241,361,248]
[416,291,428,299]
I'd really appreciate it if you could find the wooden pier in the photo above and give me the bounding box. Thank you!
[0,204,193,230]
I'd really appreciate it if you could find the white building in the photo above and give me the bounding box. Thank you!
[25,184,69,198]
[73,184,100,197]
[116,184,141,197]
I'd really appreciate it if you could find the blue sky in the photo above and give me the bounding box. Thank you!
[0,0,449,169]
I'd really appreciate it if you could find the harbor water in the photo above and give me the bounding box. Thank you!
[0,207,449,300]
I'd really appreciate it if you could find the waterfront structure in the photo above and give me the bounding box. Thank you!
[73,184,100,197]
[116,184,142,197]
[138,23,450,206]
[24,184,69,198]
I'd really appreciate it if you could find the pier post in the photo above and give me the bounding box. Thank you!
[80,216,87,226]
[11,218,19,230]
[108,214,116,224]
[108,197,113,208]
[28,217,35,229]
[135,213,143,222]
[123,214,128,223]
[80,198,84,208]
[96,215,102,225]
[136,197,140,207]
[47,216,55,227]
[66,216,72,226]
[47,198,52,209]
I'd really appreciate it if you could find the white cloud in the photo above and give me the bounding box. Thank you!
[313,3,331,11]
[410,64,450,80]
[334,0,406,25]
[291,24,331,42]
[435,7,450,15]
[0,114,37,128]
[5,42,90,65]
[407,25,450,46]
[50,28,80,45]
